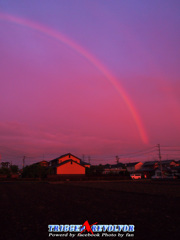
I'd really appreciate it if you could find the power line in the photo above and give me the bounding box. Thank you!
[161,146,180,148]
[89,147,156,160]
[120,146,156,155]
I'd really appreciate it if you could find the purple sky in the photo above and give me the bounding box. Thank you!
[0,0,180,166]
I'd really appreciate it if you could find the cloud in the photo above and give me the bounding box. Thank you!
[0,121,131,162]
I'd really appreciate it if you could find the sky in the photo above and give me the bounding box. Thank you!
[0,0,180,166]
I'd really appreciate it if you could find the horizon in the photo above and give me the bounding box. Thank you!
[1,146,180,169]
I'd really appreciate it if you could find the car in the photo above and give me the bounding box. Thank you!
[130,173,141,180]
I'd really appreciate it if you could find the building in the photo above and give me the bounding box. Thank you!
[126,162,143,173]
[160,160,177,168]
[141,161,159,170]
[34,160,49,167]
[151,167,177,179]
[49,153,90,175]
[136,160,177,179]
[103,163,126,175]
[176,160,180,166]
[142,160,177,171]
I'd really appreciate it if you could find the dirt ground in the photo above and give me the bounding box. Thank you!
[0,180,179,240]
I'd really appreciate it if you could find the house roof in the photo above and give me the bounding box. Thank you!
[126,162,141,167]
[49,153,82,162]
[142,160,176,167]
[49,153,90,166]
[161,160,175,164]
[143,161,158,166]
[32,160,49,165]
[52,160,85,168]
[104,163,125,169]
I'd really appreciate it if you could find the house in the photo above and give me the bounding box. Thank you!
[34,160,49,167]
[141,161,159,170]
[171,166,180,178]
[160,160,177,168]
[137,160,177,179]
[126,162,143,173]
[151,167,176,179]
[137,161,160,179]
[103,163,126,175]
[176,160,180,166]
[49,153,90,175]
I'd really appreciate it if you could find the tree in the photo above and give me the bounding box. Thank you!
[1,162,10,168]
[0,167,11,177]
[22,164,53,178]
[10,165,19,174]
[86,164,104,176]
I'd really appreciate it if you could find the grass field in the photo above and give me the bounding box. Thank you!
[0,180,179,240]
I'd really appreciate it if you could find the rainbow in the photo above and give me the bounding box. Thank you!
[0,12,148,144]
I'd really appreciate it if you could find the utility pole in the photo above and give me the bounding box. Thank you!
[116,155,119,164]
[88,156,91,164]
[23,156,25,169]
[157,144,163,178]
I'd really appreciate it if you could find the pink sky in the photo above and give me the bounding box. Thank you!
[0,1,180,166]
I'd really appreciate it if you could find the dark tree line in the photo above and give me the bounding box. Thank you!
[0,163,19,177]
[22,164,53,178]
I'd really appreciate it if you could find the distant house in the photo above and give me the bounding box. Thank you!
[136,160,177,179]
[151,167,176,179]
[142,160,177,171]
[126,162,143,173]
[161,160,177,168]
[171,166,180,178]
[137,161,160,178]
[103,163,126,174]
[34,160,49,167]
[141,161,159,170]
[49,153,90,175]
[176,160,180,166]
